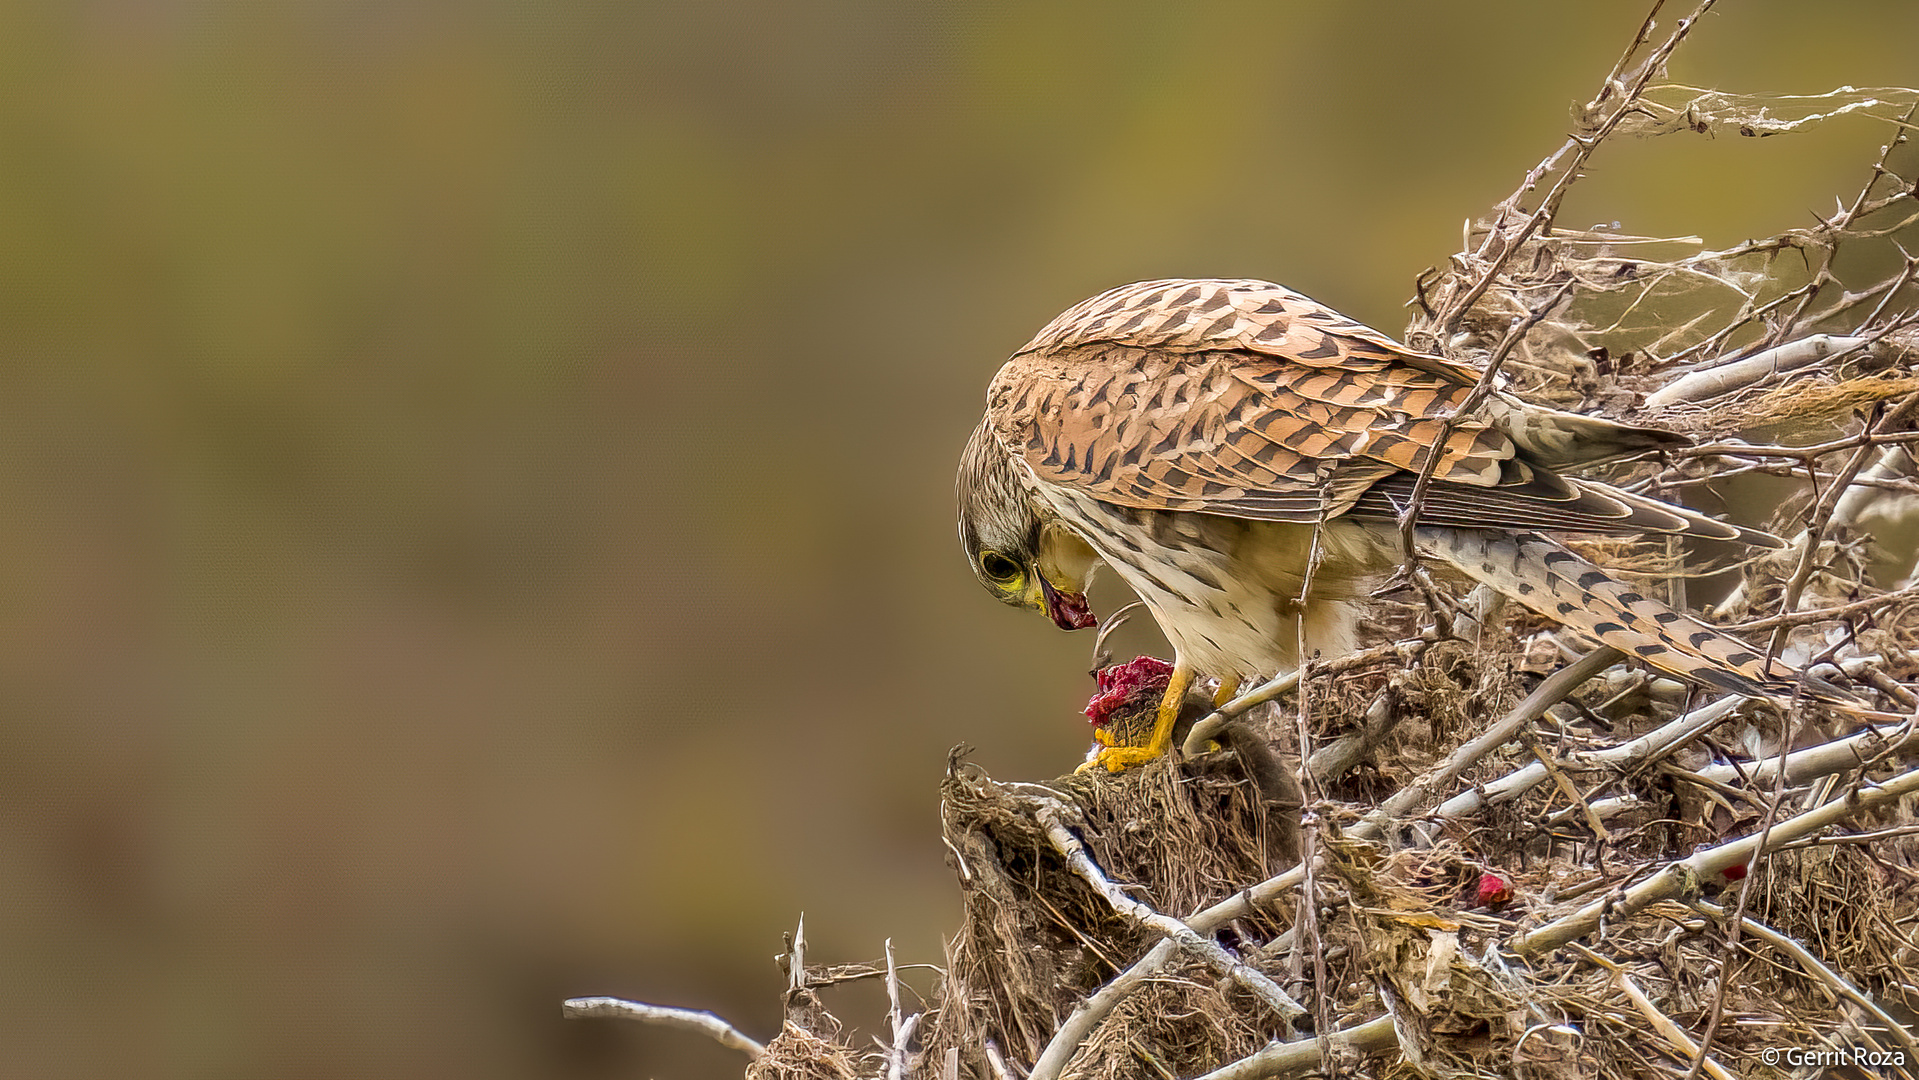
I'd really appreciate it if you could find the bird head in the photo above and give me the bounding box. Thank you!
[957,420,1100,630]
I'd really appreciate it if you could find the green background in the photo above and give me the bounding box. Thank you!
[2,2,1914,1076]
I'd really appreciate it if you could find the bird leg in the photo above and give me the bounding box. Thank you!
[1087,661,1196,772]
[1213,677,1241,708]
[1162,676,1247,756]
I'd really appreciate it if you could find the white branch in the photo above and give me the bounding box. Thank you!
[1432,695,1745,819]
[1188,1016,1399,1080]
[1645,334,1871,407]
[1697,714,1918,787]
[1032,802,1304,1021]
[983,1040,1016,1080]
[561,997,765,1058]
[883,938,918,1080]
[1613,970,1739,1080]
[1030,937,1181,1080]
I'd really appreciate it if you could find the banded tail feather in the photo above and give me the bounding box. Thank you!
[1417,528,1797,699]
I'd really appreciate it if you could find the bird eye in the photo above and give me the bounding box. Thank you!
[979,551,1022,584]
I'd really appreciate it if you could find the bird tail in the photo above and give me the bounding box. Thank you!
[1415,528,1793,698]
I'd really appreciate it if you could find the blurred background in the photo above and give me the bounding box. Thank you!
[1,1,1915,1076]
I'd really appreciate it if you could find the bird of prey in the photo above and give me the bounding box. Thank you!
[957,278,1796,772]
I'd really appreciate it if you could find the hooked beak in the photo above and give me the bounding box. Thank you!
[1037,576,1097,630]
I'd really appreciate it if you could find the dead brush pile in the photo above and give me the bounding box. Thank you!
[570,3,1919,1077]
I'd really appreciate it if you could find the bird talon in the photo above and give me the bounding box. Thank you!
[1089,745,1162,773]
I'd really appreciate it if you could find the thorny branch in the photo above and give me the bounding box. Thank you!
[1429,0,1723,342]
[1394,277,1582,607]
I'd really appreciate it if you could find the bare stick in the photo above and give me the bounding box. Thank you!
[561,997,766,1059]
[1645,334,1873,407]
[1185,671,1300,752]
[1693,660,1800,1080]
[1608,968,1739,1080]
[1545,794,1643,828]
[1292,510,1334,1060]
[1696,711,1918,788]
[1692,900,1919,1063]
[883,937,902,1035]
[983,1040,1016,1080]
[1031,800,1305,1022]
[783,913,806,993]
[1525,732,1613,844]
[1397,278,1580,584]
[1294,507,1331,791]
[883,939,918,1080]
[1776,821,1919,849]
[1832,444,1919,536]
[1684,430,1919,463]
[1303,690,1401,783]
[1766,400,1914,660]
[1183,633,1437,755]
[1187,1016,1398,1080]
[1733,581,1919,632]
[1029,937,1182,1080]
[1434,695,1745,819]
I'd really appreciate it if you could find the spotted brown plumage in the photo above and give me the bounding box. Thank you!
[957,278,1798,772]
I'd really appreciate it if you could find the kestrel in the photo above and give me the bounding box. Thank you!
[957,278,1798,772]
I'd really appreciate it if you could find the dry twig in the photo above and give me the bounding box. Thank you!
[561,996,766,1059]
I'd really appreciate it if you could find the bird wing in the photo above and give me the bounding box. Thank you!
[988,279,1754,540]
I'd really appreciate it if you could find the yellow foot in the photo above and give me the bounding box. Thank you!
[1078,661,1196,774]
[1089,744,1166,773]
